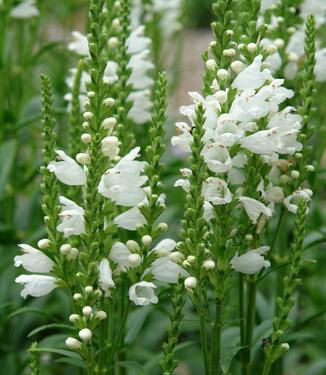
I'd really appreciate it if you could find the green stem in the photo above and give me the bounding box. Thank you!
[239,274,245,347]
[262,360,272,375]
[199,311,210,375]
[211,299,222,375]
[243,277,257,374]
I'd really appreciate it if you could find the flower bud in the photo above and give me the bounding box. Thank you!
[266,44,277,54]
[247,43,257,53]
[158,222,168,231]
[112,18,121,30]
[73,293,82,300]
[203,260,215,270]
[245,234,253,241]
[81,133,92,144]
[69,314,80,323]
[290,170,300,179]
[281,342,290,351]
[60,244,72,255]
[141,235,152,246]
[103,98,115,107]
[82,306,92,316]
[102,117,117,130]
[108,37,119,48]
[65,337,81,350]
[126,240,140,252]
[217,69,229,80]
[76,153,89,165]
[231,60,245,74]
[215,90,227,104]
[206,59,216,71]
[85,286,93,294]
[306,165,314,172]
[79,328,92,342]
[187,255,196,264]
[87,91,95,98]
[184,277,197,289]
[223,48,236,57]
[82,122,89,129]
[83,112,94,121]
[128,253,142,266]
[38,239,50,249]
[95,311,107,320]
[169,251,184,263]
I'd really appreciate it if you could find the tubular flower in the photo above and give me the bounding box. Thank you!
[57,197,85,237]
[128,281,158,306]
[15,275,57,299]
[230,246,271,275]
[14,244,54,273]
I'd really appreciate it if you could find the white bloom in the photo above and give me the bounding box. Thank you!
[153,239,177,256]
[174,178,190,192]
[129,281,158,306]
[98,259,115,293]
[239,197,273,224]
[10,0,39,19]
[68,31,89,56]
[114,206,146,231]
[48,150,86,186]
[104,61,119,84]
[99,147,147,206]
[171,122,193,153]
[101,136,119,158]
[150,257,189,283]
[15,275,57,298]
[57,197,85,237]
[109,242,132,270]
[128,89,152,124]
[127,26,151,54]
[14,244,54,273]
[202,177,232,205]
[300,0,326,27]
[204,114,243,147]
[260,0,279,12]
[203,201,215,222]
[232,56,272,91]
[231,246,271,274]
[65,337,82,350]
[202,143,232,173]
[240,128,278,155]
[283,190,311,214]
[128,50,154,90]
[315,48,326,82]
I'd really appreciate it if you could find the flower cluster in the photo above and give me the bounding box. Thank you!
[173,53,312,276]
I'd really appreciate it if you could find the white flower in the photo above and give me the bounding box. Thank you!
[283,190,311,214]
[104,61,119,84]
[128,50,154,90]
[150,257,189,283]
[15,275,57,298]
[174,178,190,192]
[153,239,177,256]
[203,201,215,222]
[204,114,243,147]
[48,150,86,186]
[99,147,147,206]
[65,337,82,350]
[57,197,85,237]
[232,56,272,91]
[260,0,279,12]
[109,242,133,271]
[98,259,115,293]
[240,128,278,155]
[171,122,193,153]
[127,26,151,54]
[202,143,232,173]
[239,197,273,224]
[128,89,153,124]
[68,31,89,56]
[315,48,326,82]
[129,281,158,306]
[114,206,146,231]
[202,177,232,205]
[230,246,271,274]
[300,0,326,27]
[14,244,54,273]
[10,0,39,19]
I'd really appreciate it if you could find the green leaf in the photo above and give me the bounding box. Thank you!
[252,320,272,357]
[7,307,57,321]
[115,361,146,375]
[0,139,17,199]
[125,306,153,345]
[28,323,76,338]
[29,347,81,360]
[221,346,247,374]
[305,359,326,375]
[55,357,85,369]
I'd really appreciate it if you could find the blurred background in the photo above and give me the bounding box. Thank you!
[1,0,326,374]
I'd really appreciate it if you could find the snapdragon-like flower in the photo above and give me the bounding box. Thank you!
[98,259,115,294]
[14,244,54,273]
[129,281,158,306]
[150,257,189,283]
[48,150,86,186]
[10,0,39,19]
[99,147,147,206]
[57,197,85,237]
[239,197,273,224]
[202,177,232,206]
[15,275,57,298]
[283,190,311,214]
[230,246,271,275]
[68,32,89,56]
